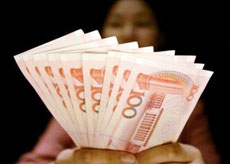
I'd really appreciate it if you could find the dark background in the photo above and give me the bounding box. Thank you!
[2,1,229,163]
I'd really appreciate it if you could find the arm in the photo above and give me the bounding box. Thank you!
[16,118,75,164]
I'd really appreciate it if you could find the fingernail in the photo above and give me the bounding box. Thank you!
[56,148,75,161]
[121,154,136,163]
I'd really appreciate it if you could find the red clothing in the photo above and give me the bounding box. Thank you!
[16,102,221,164]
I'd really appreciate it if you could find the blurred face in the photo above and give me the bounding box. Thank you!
[102,0,159,48]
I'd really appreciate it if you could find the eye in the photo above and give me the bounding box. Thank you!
[109,21,122,28]
[134,20,152,27]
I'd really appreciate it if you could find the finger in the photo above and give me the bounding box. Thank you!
[55,147,79,164]
[49,162,56,164]
[73,148,137,164]
[136,143,205,164]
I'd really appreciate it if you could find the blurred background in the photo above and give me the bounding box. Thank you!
[2,1,229,163]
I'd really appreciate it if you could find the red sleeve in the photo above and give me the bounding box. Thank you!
[16,118,75,164]
[179,101,221,164]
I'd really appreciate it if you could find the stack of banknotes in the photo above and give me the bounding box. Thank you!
[14,29,213,153]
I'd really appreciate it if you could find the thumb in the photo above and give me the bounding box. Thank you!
[55,147,79,164]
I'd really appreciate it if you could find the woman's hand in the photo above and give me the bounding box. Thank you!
[136,142,205,164]
[53,148,137,164]
[53,142,205,164]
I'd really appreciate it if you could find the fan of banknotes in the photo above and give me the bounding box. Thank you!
[14,29,213,153]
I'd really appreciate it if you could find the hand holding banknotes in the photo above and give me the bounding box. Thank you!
[15,0,220,164]
[53,148,137,164]
[53,143,204,164]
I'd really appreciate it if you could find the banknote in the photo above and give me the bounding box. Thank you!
[15,30,102,146]
[50,36,118,52]
[14,56,72,135]
[82,53,107,146]
[96,48,155,137]
[60,53,89,146]
[81,46,154,146]
[23,52,81,145]
[100,56,212,153]
[57,43,148,147]
[100,51,182,134]
[14,29,213,153]
[47,54,82,136]
[58,41,138,54]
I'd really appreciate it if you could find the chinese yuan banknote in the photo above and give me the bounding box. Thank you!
[14,29,213,153]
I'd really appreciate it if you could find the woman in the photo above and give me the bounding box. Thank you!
[16,0,220,163]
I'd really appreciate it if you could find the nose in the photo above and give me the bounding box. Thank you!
[121,24,136,43]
